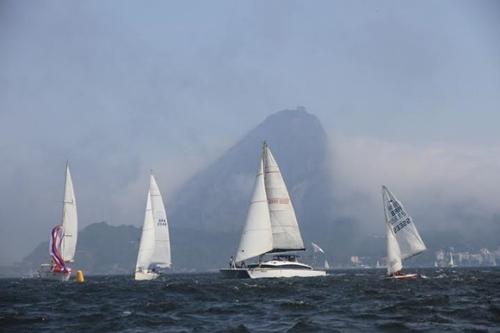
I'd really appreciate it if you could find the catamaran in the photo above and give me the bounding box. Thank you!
[382,185,426,280]
[134,174,171,281]
[220,142,326,279]
[38,164,78,281]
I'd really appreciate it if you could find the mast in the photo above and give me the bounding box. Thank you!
[61,163,78,263]
[262,142,305,252]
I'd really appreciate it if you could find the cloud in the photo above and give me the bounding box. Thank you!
[329,133,500,234]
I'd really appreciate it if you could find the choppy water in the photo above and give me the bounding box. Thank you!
[1,268,499,332]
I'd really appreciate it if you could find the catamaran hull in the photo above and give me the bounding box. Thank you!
[220,268,251,278]
[134,271,160,281]
[248,268,326,279]
[220,268,326,279]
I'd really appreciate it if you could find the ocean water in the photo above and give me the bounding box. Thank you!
[1,268,499,332]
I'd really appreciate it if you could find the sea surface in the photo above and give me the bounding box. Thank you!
[1,268,499,332]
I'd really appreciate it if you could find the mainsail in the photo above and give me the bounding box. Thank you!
[382,185,426,274]
[149,175,171,268]
[136,191,156,271]
[262,143,305,252]
[235,159,273,262]
[60,164,78,262]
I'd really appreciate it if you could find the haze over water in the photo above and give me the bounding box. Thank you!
[1,1,500,265]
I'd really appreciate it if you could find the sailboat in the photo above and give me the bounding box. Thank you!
[38,164,78,281]
[382,185,426,280]
[220,142,326,279]
[448,252,456,268]
[135,174,171,281]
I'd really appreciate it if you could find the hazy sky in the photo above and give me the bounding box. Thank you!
[1,1,499,264]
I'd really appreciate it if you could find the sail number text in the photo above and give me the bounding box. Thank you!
[157,218,167,226]
[393,217,411,234]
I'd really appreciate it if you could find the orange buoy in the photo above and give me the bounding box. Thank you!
[76,270,85,283]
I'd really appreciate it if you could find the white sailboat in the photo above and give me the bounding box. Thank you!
[448,252,456,268]
[38,163,78,281]
[135,174,171,281]
[382,185,426,280]
[220,142,326,279]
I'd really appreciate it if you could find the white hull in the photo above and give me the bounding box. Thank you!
[248,267,326,279]
[134,271,159,281]
[220,267,326,279]
[38,265,71,281]
[388,273,418,280]
[221,258,326,279]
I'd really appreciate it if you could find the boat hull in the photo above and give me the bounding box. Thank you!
[220,267,326,279]
[220,268,251,278]
[38,265,71,281]
[389,273,418,280]
[134,271,160,281]
[248,267,326,279]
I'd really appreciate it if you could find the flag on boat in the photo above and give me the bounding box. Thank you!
[311,242,325,254]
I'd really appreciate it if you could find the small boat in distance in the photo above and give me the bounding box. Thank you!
[382,185,426,280]
[38,163,78,281]
[449,251,456,268]
[135,174,171,281]
[220,142,326,279]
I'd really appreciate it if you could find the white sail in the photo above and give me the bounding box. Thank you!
[61,164,78,262]
[449,252,455,267]
[324,259,330,269]
[382,186,426,261]
[262,143,305,251]
[149,175,171,268]
[235,159,273,262]
[386,223,403,275]
[136,191,155,271]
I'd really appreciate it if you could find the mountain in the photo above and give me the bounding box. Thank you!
[15,107,357,275]
[21,222,139,275]
[170,107,335,233]
[18,221,239,275]
[168,107,357,265]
